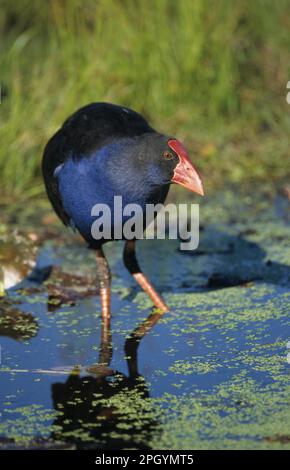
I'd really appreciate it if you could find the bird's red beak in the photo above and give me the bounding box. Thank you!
[168,139,204,196]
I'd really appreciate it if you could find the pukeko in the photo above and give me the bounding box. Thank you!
[42,102,204,321]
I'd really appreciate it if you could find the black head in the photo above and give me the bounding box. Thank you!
[103,132,204,198]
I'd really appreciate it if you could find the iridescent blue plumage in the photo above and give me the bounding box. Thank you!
[56,137,170,246]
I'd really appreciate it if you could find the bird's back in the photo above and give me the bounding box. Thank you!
[42,102,153,226]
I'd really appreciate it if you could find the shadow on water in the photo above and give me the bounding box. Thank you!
[119,227,290,298]
[178,228,290,291]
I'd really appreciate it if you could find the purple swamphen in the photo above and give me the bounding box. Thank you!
[42,102,204,323]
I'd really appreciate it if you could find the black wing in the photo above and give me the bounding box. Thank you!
[42,102,154,226]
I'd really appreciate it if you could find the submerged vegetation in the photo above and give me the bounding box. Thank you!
[0,0,290,200]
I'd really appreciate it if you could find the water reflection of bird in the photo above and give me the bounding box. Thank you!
[51,310,163,450]
[42,102,204,324]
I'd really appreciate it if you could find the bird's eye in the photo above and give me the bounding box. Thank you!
[163,151,174,160]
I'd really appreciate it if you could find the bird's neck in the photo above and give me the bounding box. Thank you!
[91,139,166,205]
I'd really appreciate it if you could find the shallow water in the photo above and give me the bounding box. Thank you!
[0,189,289,449]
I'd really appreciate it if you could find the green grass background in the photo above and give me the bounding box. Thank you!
[0,0,290,202]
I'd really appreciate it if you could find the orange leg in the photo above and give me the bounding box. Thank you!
[123,240,169,312]
[96,248,111,322]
